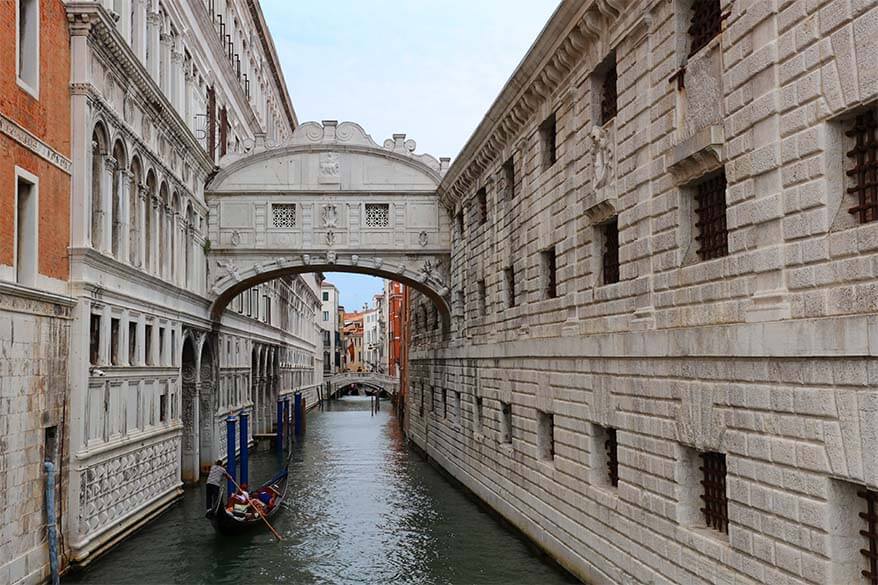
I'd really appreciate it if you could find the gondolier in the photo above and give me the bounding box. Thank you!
[206,460,226,513]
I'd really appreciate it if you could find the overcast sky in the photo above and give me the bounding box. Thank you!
[261,0,560,309]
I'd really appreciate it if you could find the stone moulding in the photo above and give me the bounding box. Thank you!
[667,124,725,185]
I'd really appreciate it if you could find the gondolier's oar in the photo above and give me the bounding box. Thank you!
[224,472,284,542]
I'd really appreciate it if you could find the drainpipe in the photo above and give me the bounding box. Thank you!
[44,462,60,585]
[226,416,237,495]
[239,410,249,486]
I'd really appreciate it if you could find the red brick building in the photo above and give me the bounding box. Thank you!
[385,280,404,377]
[0,1,73,584]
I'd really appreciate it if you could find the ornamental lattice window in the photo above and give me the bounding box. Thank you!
[601,63,618,125]
[602,218,620,285]
[694,172,729,260]
[700,451,728,534]
[846,110,878,224]
[271,203,296,228]
[688,0,722,57]
[860,488,878,584]
[365,203,390,228]
[605,427,619,487]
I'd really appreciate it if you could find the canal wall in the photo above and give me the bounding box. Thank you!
[407,0,878,584]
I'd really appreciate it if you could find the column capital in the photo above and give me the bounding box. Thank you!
[104,156,118,172]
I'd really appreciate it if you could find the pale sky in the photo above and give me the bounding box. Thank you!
[261,0,560,309]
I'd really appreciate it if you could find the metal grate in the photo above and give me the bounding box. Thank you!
[601,64,618,125]
[846,110,878,224]
[688,0,722,57]
[699,451,728,533]
[365,203,390,228]
[606,428,619,487]
[694,173,729,260]
[271,203,296,228]
[859,489,878,584]
[602,218,620,285]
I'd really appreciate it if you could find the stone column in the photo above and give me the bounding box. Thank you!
[101,157,116,255]
[165,203,174,280]
[132,0,147,63]
[138,187,147,270]
[118,169,131,263]
[151,195,161,276]
[99,305,112,366]
[159,33,172,96]
[146,12,160,81]
[120,310,131,367]
[115,0,131,44]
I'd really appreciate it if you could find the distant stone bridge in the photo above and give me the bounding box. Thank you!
[326,372,399,398]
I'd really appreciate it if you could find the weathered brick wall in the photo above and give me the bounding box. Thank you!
[408,0,878,583]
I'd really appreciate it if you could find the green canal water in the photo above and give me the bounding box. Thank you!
[65,396,578,585]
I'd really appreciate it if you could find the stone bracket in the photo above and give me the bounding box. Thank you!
[668,125,724,185]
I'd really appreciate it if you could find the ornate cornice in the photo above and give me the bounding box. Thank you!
[245,0,298,130]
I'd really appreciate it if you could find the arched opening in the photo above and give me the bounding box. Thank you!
[90,123,109,250]
[111,140,127,259]
[145,170,156,273]
[180,335,198,484]
[129,156,142,266]
[184,202,193,287]
[158,182,170,279]
[172,192,181,284]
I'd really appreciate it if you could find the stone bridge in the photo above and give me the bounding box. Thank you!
[204,120,452,320]
[325,372,400,398]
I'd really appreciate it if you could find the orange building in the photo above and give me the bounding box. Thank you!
[342,310,365,372]
[0,1,73,583]
[385,281,404,377]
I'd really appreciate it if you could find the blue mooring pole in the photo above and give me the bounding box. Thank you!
[44,461,60,585]
[284,397,291,445]
[226,416,237,496]
[294,392,303,437]
[276,399,284,451]
[239,410,249,486]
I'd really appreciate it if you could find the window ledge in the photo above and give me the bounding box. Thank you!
[668,125,724,184]
[17,77,39,100]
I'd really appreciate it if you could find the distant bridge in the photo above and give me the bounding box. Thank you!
[325,372,399,398]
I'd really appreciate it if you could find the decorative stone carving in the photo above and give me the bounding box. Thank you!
[319,152,340,184]
[327,251,336,264]
[326,230,336,246]
[230,230,241,247]
[322,203,338,227]
[589,125,612,189]
[216,260,240,281]
[418,231,428,247]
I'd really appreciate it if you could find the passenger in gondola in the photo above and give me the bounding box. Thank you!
[229,484,251,517]
[205,460,226,513]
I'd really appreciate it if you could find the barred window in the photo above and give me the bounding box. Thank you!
[540,113,557,170]
[688,0,722,57]
[700,451,728,534]
[601,63,618,125]
[694,172,728,260]
[477,187,488,225]
[605,427,619,487]
[846,110,878,224]
[860,488,878,585]
[271,203,296,228]
[542,247,557,299]
[504,266,516,308]
[602,218,620,285]
[365,203,390,228]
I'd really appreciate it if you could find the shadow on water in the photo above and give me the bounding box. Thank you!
[65,396,579,585]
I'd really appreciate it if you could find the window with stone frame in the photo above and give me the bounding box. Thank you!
[89,314,101,366]
[504,266,516,308]
[474,395,483,433]
[15,173,37,286]
[846,109,878,224]
[687,0,722,57]
[540,113,557,170]
[503,157,515,200]
[478,279,487,316]
[456,209,465,238]
[500,400,513,443]
[110,318,120,366]
[271,203,296,228]
[159,392,168,423]
[365,203,390,228]
[693,171,729,261]
[699,451,728,534]
[537,411,555,462]
[601,218,620,285]
[477,187,488,225]
[600,60,618,125]
[592,424,619,488]
[128,321,137,365]
[829,480,878,584]
[144,324,153,365]
[442,387,448,418]
[16,0,39,96]
[541,247,558,299]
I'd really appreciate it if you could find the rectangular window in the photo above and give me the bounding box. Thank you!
[700,451,728,534]
[537,411,554,462]
[540,113,557,169]
[322,291,329,301]
[158,327,166,365]
[694,172,729,260]
[16,0,39,96]
[456,211,464,237]
[144,324,153,365]
[592,424,619,488]
[504,266,516,308]
[846,109,878,224]
[541,247,557,299]
[419,385,425,418]
[477,187,488,225]
[364,203,390,228]
[110,318,120,366]
[500,401,512,444]
[43,426,57,464]
[688,0,722,57]
[271,203,296,228]
[602,218,620,285]
[600,61,618,125]
[478,279,487,317]
[860,488,878,585]
[474,396,483,434]
[442,388,448,418]
[159,392,168,422]
[15,172,37,286]
[323,311,329,321]
[170,330,176,366]
[503,157,515,200]
[128,322,137,365]
[454,391,461,421]
[264,295,271,323]
[89,314,101,366]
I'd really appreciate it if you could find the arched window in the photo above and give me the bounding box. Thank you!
[158,182,169,278]
[90,124,109,250]
[129,156,142,266]
[111,140,126,258]
[145,170,156,273]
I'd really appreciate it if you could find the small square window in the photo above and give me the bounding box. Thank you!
[365,203,390,228]
[322,291,329,301]
[537,411,554,462]
[271,203,296,228]
[540,113,557,169]
[500,401,512,444]
[601,218,620,285]
[693,172,729,261]
[541,247,557,299]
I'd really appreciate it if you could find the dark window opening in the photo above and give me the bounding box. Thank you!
[542,247,557,299]
[540,113,557,169]
[600,62,618,125]
[159,393,168,422]
[158,327,166,364]
[457,211,464,237]
[846,110,878,224]
[700,451,728,534]
[478,279,487,316]
[504,267,516,308]
[859,488,878,585]
[694,172,729,260]
[128,322,137,365]
[89,314,101,366]
[606,428,619,487]
[602,218,620,285]
[44,426,57,464]
[110,318,120,366]
[477,187,488,225]
[475,396,483,433]
[538,411,555,461]
[442,388,448,418]
[688,0,722,57]
[501,401,512,443]
[144,324,153,366]
[503,157,515,199]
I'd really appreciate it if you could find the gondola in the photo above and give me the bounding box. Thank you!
[207,466,290,535]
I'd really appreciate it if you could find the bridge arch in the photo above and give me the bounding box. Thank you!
[205,120,452,321]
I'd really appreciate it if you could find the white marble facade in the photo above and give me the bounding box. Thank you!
[62,0,320,567]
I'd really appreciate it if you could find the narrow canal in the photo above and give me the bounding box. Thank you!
[66,396,578,585]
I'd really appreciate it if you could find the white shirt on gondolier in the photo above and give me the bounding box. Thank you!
[207,465,225,486]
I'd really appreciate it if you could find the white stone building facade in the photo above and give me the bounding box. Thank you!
[320,281,340,375]
[61,0,320,568]
[407,0,878,584]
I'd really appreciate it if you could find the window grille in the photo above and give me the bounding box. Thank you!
[699,451,728,534]
[606,427,619,487]
[365,203,390,228]
[602,218,620,285]
[846,110,878,224]
[694,173,729,260]
[688,0,722,57]
[601,63,618,125]
[540,113,557,169]
[860,488,878,584]
[272,203,296,228]
[478,188,488,225]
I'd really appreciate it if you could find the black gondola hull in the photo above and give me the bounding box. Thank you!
[208,468,289,536]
